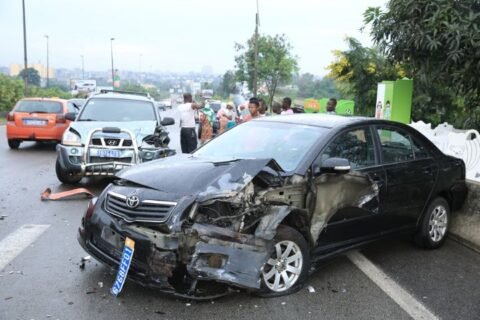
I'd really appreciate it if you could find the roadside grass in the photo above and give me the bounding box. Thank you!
[0,116,5,125]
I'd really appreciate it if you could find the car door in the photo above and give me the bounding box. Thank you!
[311,125,388,251]
[374,125,438,229]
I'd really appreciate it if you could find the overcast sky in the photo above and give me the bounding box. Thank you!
[0,0,387,76]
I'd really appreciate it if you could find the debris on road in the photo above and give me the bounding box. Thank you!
[4,297,13,300]
[98,282,104,288]
[154,311,166,315]
[79,255,91,270]
[0,214,7,220]
[307,285,316,293]
[40,187,95,201]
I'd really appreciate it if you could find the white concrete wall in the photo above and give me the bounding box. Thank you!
[410,121,480,182]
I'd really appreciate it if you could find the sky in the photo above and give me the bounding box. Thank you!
[0,0,387,76]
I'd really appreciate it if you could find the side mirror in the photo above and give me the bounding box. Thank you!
[161,117,175,126]
[65,112,77,121]
[315,157,351,175]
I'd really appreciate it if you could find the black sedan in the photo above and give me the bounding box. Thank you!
[78,114,467,298]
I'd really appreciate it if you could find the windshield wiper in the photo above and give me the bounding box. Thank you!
[77,118,96,121]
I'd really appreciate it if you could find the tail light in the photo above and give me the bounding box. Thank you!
[7,112,15,122]
[56,114,66,124]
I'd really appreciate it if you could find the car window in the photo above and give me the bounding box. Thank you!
[15,100,63,113]
[67,102,77,113]
[321,127,376,170]
[78,98,156,122]
[376,128,415,163]
[411,135,429,159]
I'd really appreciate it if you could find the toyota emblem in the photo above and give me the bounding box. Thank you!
[126,195,140,208]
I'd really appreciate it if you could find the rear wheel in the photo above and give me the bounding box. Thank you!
[8,139,21,149]
[55,158,82,184]
[414,197,450,249]
[256,225,310,297]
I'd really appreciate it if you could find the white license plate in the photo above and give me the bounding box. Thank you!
[23,119,47,126]
[96,149,122,158]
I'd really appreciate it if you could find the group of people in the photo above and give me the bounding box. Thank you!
[178,93,338,153]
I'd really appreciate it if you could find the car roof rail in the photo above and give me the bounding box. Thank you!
[99,89,151,98]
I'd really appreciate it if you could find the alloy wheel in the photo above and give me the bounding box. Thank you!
[428,205,448,242]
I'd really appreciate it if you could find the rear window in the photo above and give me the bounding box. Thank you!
[15,100,63,113]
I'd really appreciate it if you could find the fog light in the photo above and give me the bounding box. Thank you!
[71,148,79,155]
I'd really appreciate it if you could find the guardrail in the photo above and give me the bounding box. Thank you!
[410,121,480,182]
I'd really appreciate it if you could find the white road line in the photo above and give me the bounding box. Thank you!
[0,224,50,271]
[347,251,439,320]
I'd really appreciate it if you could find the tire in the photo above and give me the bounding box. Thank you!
[8,139,21,149]
[55,158,82,184]
[256,225,310,297]
[414,197,450,249]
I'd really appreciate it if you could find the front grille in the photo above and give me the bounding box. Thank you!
[105,192,176,223]
[123,139,133,146]
[92,138,102,145]
[89,137,133,147]
[89,156,132,164]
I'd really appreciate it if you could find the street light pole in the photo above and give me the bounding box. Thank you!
[110,37,115,90]
[22,0,28,95]
[81,55,85,79]
[44,34,49,88]
[253,0,259,97]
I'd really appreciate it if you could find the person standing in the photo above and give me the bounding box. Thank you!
[178,93,201,153]
[281,97,294,115]
[243,97,261,122]
[258,98,268,117]
[326,98,337,114]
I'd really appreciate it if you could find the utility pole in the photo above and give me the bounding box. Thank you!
[110,37,115,89]
[253,0,259,97]
[81,55,85,79]
[22,0,28,95]
[45,35,49,87]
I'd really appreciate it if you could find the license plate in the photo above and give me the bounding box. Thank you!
[111,237,135,296]
[23,119,47,126]
[96,149,122,158]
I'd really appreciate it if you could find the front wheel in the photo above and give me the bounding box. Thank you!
[55,158,82,184]
[256,225,310,297]
[414,197,450,249]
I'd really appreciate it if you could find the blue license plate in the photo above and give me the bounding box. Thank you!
[97,149,121,158]
[23,119,47,126]
[111,237,135,296]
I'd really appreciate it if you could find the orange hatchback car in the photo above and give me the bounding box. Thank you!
[6,98,74,149]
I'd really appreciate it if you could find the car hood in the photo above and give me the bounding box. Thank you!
[116,154,283,201]
[69,121,157,145]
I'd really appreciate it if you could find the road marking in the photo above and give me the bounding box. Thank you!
[0,224,50,271]
[347,251,439,320]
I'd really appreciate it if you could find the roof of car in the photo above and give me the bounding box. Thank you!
[89,92,153,102]
[255,113,371,128]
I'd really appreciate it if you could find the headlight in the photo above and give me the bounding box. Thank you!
[62,130,81,146]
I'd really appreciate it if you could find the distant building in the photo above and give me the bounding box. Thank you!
[9,63,55,79]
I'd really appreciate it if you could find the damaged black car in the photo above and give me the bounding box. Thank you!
[78,114,467,298]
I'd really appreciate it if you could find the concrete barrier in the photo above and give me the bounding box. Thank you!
[450,180,480,252]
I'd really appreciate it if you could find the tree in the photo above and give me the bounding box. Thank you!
[364,0,480,128]
[295,73,339,99]
[235,34,298,106]
[327,37,402,116]
[0,74,24,112]
[216,70,237,99]
[18,68,41,87]
[119,81,164,101]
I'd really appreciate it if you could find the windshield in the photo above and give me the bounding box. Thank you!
[194,121,327,171]
[15,100,63,113]
[78,98,156,121]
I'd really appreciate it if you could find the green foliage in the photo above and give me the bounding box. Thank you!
[29,86,72,99]
[0,74,24,112]
[364,0,480,128]
[18,68,41,86]
[295,74,339,99]
[327,37,401,116]
[216,70,237,99]
[119,81,164,101]
[235,34,298,106]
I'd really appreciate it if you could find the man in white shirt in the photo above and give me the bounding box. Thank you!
[178,93,202,153]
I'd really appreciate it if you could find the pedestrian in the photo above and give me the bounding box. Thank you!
[199,110,213,145]
[238,102,250,121]
[258,98,267,117]
[326,98,337,114]
[178,93,201,153]
[272,101,282,115]
[281,97,294,115]
[219,102,236,134]
[243,97,260,122]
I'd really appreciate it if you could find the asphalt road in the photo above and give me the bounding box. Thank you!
[1,108,479,320]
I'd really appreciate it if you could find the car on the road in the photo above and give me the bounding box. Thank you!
[157,99,172,111]
[78,114,467,298]
[55,90,175,184]
[6,97,74,149]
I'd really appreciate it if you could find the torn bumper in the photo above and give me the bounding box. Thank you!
[78,203,273,295]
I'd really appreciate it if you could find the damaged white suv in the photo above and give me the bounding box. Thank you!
[56,90,175,184]
[78,114,467,298]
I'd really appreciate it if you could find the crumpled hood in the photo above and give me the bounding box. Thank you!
[116,154,283,201]
[69,121,157,145]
